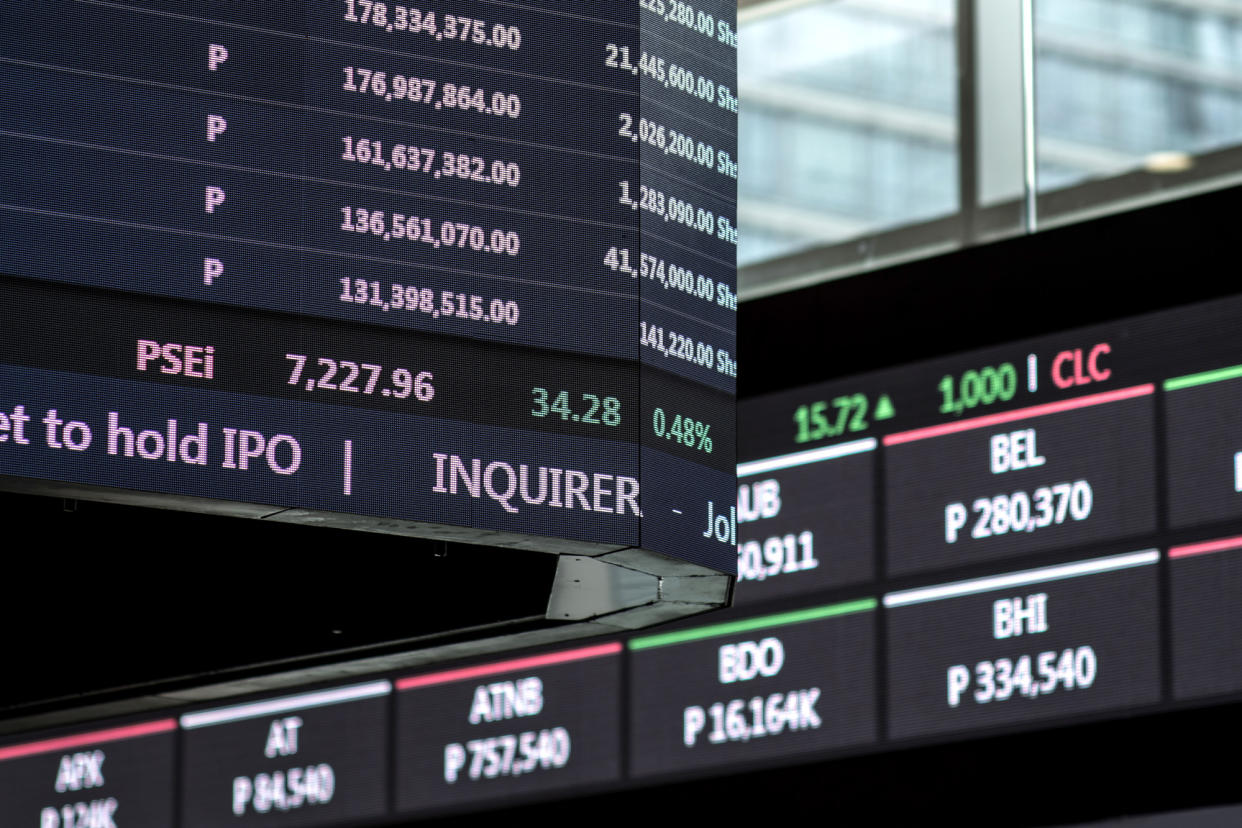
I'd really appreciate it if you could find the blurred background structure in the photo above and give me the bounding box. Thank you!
[739,0,1242,291]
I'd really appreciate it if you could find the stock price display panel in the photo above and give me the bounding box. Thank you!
[725,283,1242,763]
[0,0,737,572]
[12,266,1242,825]
[0,643,626,826]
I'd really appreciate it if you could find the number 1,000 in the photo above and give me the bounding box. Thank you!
[939,363,1017,415]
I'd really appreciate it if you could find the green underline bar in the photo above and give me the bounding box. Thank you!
[1165,364,1242,391]
[628,598,877,651]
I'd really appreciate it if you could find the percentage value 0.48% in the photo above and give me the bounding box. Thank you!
[652,408,712,453]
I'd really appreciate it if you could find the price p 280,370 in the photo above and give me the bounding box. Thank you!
[945,481,1093,543]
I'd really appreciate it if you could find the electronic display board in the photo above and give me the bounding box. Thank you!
[0,718,176,827]
[393,642,622,813]
[884,550,1160,740]
[11,173,1242,826]
[627,600,876,778]
[1169,535,1242,701]
[884,388,1156,576]
[0,0,738,576]
[179,682,391,827]
[718,278,1242,767]
[735,439,874,603]
[12,266,1242,824]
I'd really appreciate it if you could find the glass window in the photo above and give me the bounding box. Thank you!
[1034,0,1242,228]
[738,0,1242,299]
[738,0,959,268]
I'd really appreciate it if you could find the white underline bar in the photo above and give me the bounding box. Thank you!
[180,680,392,729]
[883,549,1159,608]
[738,437,878,478]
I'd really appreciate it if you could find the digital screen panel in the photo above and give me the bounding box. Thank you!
[11,199,1242,825]
[627,600,876,778]
[735,439,875,603]
[0,0,738,572]
[1169,536,1242,701]
[0,718,176,827]
[1165,370,1242,528]
[731,285,1242,754]
[884,551,1160,740]
[393,642,622,815]
[179,681,390,827]
[884,388,1156,577]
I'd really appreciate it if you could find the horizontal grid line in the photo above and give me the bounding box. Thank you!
[398,642,621,690]
[0,719,176,762]
[738,438,876,477]
[180,681,392,729]
[1169,535,1242,559]
[883,384,1154,446]
[884,550,1160,608]
[628,599,877,650]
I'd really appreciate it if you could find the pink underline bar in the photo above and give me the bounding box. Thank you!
[397,642,622,691]
[0,719,176,763]
[883,384,1155,446]
[1169,535,1242,559]
[399,640,621,695]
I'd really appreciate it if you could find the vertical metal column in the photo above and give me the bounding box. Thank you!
[1020,0,1039,232]
[956,0,978,245]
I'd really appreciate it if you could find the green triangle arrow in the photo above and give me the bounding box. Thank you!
[874,394,896,421]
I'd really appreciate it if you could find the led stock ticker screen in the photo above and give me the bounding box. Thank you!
[731,289,1242,747]
[0,0,738,569]
[0,645,627,826]
[13,291,1242,826]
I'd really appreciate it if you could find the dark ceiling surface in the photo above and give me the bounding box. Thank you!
[0,491,558,717]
